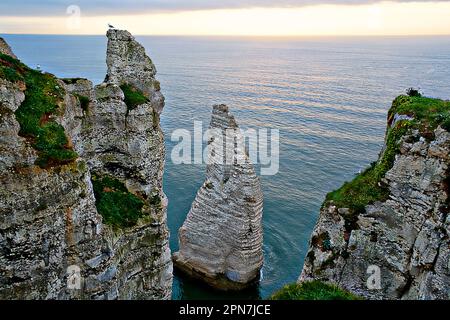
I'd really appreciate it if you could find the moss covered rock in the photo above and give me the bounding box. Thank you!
[271,281,360,300]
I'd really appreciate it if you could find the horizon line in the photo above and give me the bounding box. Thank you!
[3,32,450,38]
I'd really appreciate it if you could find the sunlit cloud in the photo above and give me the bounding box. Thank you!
[1,0,448,16]
[1,1,450,36]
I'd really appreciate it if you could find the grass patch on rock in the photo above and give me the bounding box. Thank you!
[325,94,450,216]
[325,120,411,214]
[389,95,450,134]
[0,66,24,83]
[0,53,24,83]
[271,281,360,300]
[91,173,145,229]
[0,53,77,168]
[120,84,148,110]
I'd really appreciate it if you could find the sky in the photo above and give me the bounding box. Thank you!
[1,0,450,36]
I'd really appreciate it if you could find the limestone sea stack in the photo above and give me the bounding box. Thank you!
[173,105,264,290]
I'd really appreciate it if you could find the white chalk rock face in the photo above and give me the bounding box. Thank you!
[105,29,164,114]
[300,126,450,300]
[0,31,172,300]
[173,104,264,290]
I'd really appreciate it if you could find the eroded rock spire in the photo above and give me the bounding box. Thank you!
[173,104,264,290]
[105,29,164,114]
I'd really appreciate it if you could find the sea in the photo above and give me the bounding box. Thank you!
[3,34,450,299]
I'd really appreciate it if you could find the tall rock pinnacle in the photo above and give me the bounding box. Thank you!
[83,29,166,203]
[105,29,164,114]
[173,105,264,290]
[76,29,172,299]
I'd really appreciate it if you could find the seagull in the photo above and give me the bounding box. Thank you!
[36,64,41,71]
[108,24,115,29]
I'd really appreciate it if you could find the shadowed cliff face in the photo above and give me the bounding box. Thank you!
[173,104,264,290]
[0,30,172,299]
[300,96,450,300]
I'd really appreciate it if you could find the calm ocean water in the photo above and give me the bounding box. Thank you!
[3,34,450,299]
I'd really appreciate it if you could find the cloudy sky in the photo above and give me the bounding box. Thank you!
[1,0,450,35]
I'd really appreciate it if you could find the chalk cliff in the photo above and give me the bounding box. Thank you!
[173,104,264,290]
[0,31,172,299]
[300,95,450,300]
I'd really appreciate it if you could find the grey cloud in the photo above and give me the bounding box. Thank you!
[1,0,448,16]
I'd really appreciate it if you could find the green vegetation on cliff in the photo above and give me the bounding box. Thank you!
[0,52,77,168]
[271,281,360,300]
[389,94,450,133]
[91,174,145,229]
[0,59,23,83]
[120,84,149,110]
[325,94,450,219]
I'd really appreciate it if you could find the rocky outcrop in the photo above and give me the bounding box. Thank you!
[0,31,172,299]
[105,30,164,114]
[86,29,166,199]
[300,96,450,300]
[0,37,16,59]
[0,72,104,299]
[0,78,34,170]
[173,104,264,290]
